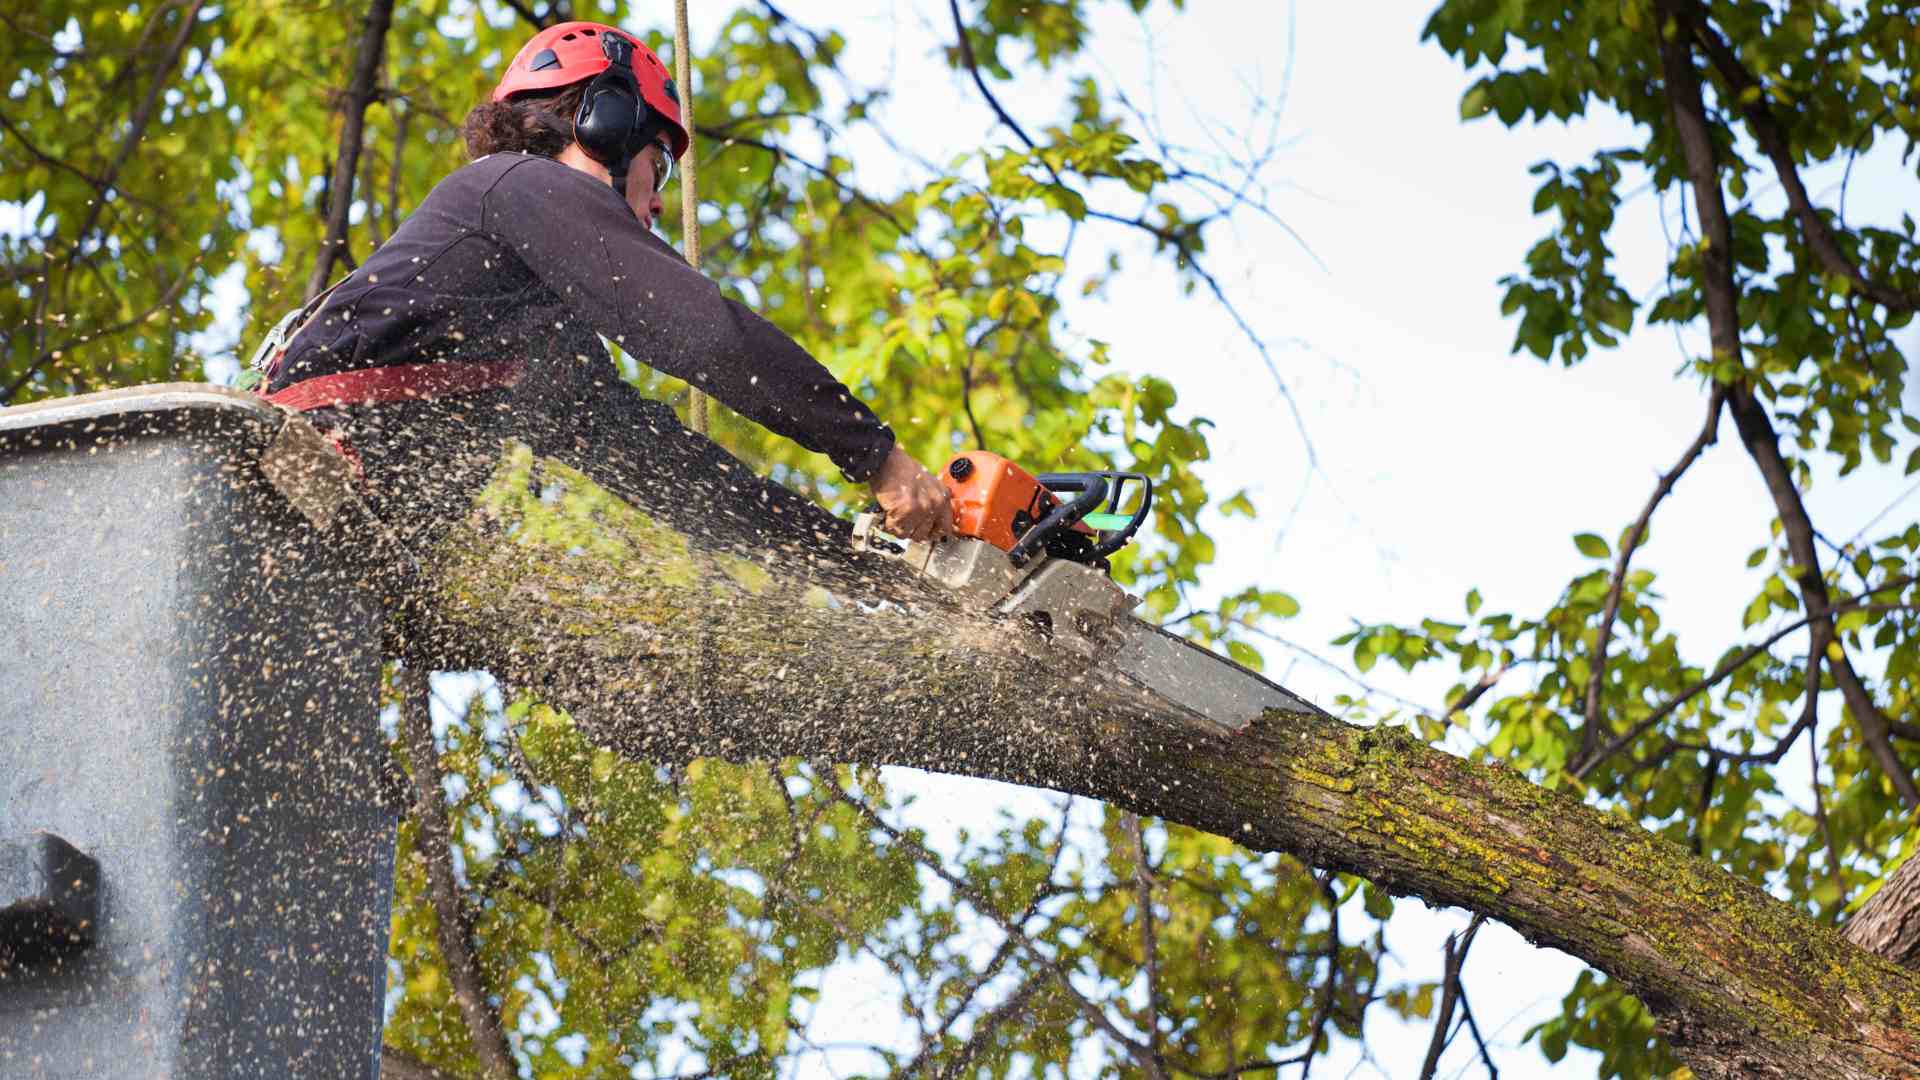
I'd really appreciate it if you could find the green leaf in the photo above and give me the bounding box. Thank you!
[1260,591,1301,618]
[1574,533,1611,559]
[1459,83,1492,120]
[1227,639,1264,672]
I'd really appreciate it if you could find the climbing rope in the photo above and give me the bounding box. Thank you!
[672,0,708,435]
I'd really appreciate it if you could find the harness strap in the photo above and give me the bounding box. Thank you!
[262,361,528,412]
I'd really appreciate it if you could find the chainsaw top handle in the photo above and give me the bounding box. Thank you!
[1038,471,1153,559]
[1005,473,1102,567]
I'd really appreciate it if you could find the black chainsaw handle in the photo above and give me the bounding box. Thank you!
[1059,471,1152,557]
[1007,474,1109,568]
[1039,471,1153,558]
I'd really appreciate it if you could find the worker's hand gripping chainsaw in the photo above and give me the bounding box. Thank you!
[854,452,1311,731]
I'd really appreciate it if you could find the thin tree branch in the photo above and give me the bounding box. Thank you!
[1456,986,1498,1079]
[1443,664,1512,720]
[699,127,912,236]
[65,0,207,264]
[401,667,517,1080]
[824,775,1168,1079]
[1662,649,1825,770]
[1418,914,1485,1080]
[1298,871,1342,1080]
[1805,668,1848,906]
[306,0,395,301]
[387,101,412,229]
[1689,754,1722,856]
[899,798,1076,1075]
[932,974,1046,1080]
[1677,1,1920,313]
[494,0,557,31]
[1166,873,1342,1079]
[1579,385,1724,762]
[1127,813,1169,1073]
[758,0,828,55]
[944,0,1039,152]
[941,0,1320,470]
[1574,596,1914,782]
[2,262,197,403]
[1650,0,1918,808]
[0,111,122,194]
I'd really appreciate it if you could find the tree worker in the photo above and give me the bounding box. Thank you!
[254,20,954,551]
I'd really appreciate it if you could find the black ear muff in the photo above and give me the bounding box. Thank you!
[573,33,655,195]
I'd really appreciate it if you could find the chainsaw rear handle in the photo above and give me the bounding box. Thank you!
[1007,474,1109,568]
[1038,471,1154,559]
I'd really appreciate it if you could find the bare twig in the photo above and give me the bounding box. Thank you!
[758,0,828,54]
[823,775,1167,1079]
[1298,871,1342,1079]
[1456,986,1498,1079]
[1418,914,1485,1080]
[941,0,1320,470]
[386,101,412,227]
[0,111,122,195]
[944,0,1040,152]
[1689,754,1722,856]
[495,0,558,30]
[1579,385,1724,762]
[1442,664,1513,721]
[899,798,1076,1074]
[699,127,912,236]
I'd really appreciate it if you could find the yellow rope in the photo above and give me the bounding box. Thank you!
[672,0,708,435]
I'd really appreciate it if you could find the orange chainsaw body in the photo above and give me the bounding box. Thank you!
[942,451,1092,552]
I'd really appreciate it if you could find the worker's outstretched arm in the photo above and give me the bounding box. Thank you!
[480,156,895,482]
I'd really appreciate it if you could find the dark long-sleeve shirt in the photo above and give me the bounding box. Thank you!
[269,152,896,481]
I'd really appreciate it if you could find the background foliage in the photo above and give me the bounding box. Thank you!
[4,0,1917,1076]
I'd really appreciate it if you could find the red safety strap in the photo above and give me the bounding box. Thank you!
[262,361,527,412]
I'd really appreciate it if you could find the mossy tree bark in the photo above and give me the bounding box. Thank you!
[394,441,1920,1080]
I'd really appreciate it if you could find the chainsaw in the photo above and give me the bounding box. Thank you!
[852,452,1312,731]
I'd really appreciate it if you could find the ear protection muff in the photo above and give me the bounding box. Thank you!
[573,33,664,195]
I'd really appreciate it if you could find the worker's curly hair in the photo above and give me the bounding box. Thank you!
[462,84,587,160]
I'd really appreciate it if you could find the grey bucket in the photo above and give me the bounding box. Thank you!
[0,385,393,1078]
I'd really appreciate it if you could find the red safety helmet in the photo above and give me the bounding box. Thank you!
[491,22,689,160]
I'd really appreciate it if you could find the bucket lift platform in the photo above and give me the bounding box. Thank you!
[0,385,393,1078]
